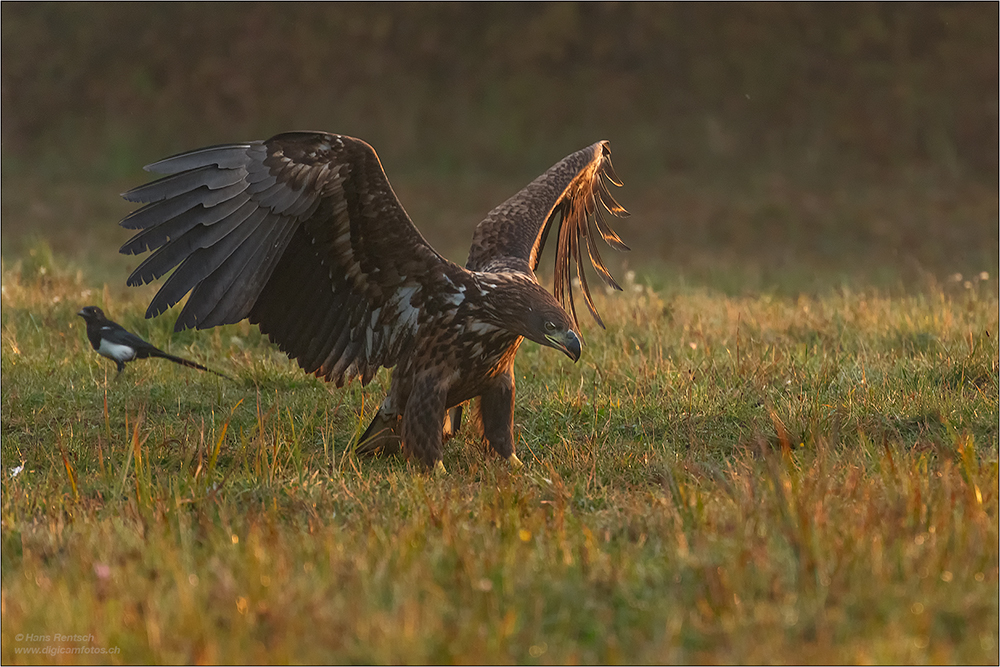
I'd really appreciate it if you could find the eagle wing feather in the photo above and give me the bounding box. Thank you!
[119,131,452,385]
[465,141,629,330]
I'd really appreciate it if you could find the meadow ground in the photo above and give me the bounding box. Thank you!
[1,6,997,662]
[0,245,996,663]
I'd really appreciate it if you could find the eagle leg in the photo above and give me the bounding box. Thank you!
[443,405,463,441]
[401,373,450,470]
[477,370,518,464]
[358,403,463,459]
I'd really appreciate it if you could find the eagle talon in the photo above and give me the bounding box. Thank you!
[434,460,447,476]
[507,453,523,469]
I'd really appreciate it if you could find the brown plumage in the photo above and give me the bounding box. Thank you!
[119,132,629,470]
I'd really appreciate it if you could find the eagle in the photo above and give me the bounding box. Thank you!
[118,132,629,471]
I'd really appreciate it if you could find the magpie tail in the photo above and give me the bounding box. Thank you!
[148,349,233,380]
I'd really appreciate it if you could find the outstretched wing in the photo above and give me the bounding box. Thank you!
[465,141,629,329]
[119,131,454,386]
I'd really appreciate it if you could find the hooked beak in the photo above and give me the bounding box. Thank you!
[546,329,582,362]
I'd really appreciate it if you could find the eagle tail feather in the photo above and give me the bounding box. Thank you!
[355,409,402,458]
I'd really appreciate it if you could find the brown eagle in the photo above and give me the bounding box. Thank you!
[119,132,629,471]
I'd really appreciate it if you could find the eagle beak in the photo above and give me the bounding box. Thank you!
[547,330,581,362]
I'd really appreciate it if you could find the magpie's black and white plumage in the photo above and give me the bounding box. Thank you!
[77,306,230,378]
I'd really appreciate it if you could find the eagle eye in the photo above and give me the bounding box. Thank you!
[543,321,557,333]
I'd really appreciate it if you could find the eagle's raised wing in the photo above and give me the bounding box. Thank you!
[465,141,629,329]
[119,131,452,386]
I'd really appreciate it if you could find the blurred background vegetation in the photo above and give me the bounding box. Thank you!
[2,3,997,292]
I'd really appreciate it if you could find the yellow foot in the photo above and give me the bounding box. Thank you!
[434,460,448,476]
[507,453,523,469]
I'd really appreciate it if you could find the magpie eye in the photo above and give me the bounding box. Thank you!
[544,321,557,333]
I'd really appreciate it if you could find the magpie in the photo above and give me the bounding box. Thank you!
[77,306,231,379]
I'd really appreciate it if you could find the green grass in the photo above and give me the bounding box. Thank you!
[1,250,997,663]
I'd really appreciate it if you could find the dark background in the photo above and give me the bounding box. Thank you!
[2,3,997,292]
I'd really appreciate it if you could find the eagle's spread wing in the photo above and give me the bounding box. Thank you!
[119,132,452,386]
[465,141,629,329]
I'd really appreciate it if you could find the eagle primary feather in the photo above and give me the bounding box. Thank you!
[119,132,628,469]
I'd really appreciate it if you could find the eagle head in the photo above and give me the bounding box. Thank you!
[535,311,581,362]
[495,280,581,362]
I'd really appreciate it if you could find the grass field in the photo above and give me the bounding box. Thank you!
[1,4,998,663]
[1,243,996,663]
